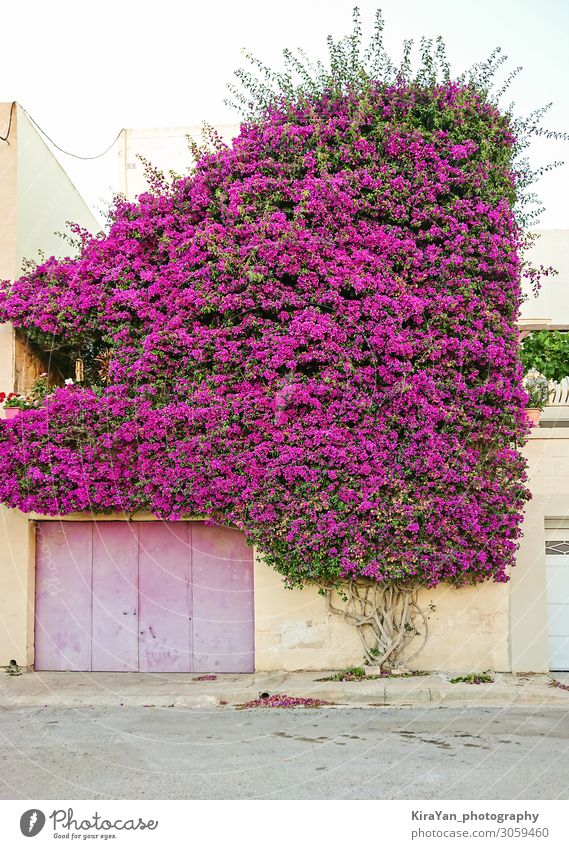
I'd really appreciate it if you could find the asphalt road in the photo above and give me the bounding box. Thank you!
[0,705,568,799]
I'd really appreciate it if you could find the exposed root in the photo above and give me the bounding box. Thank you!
[321,580,428,669]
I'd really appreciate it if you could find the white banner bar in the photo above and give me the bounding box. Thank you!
[0,799,567,848]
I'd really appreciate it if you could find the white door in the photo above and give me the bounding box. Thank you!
[545,540,569,671]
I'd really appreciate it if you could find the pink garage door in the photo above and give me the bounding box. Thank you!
[34,521,254,672]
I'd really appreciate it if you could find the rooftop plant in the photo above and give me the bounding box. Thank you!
[521,329,569,384]
[522,371,549,410]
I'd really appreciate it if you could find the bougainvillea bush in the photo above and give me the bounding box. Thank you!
[0,13,535,593]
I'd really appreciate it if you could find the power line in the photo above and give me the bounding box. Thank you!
[0,101,15,141]
[19,103,125,160]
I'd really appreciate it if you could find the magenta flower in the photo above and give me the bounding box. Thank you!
[0,80,530,588]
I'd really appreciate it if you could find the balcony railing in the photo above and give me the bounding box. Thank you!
[548,379,569,407]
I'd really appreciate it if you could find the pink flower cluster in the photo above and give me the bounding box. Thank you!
[237,694,331,709]
[0,81,530,587]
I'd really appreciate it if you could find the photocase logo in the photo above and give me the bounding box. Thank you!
[19,809,46,837]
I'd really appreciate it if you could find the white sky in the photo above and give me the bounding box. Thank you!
[2,0,568,227]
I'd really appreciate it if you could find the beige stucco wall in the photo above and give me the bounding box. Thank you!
[15,108,101,272]
[254,554,361,671]
[0,510,34,666]
[0,102,102,668]
[118,124,240,200]
[521,230,569,324]
[255,562,510,672]
[0,103,17,393]
[0,431,561,674]
[0,511,511,673]
[511,430,569,672]
[1,104,102,395]
[0,105,24,666]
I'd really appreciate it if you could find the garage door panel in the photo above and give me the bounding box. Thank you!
[36,520,254,673]
[91,522,139,672]
[546,550,569,670]
[138,522,192,672]
[35,522,92,671]
[545,567,569,601]
[549,635,569,672]
[547,603,569,638]
[192,523,254,673]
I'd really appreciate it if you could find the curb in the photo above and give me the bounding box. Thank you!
[2,687,568,709]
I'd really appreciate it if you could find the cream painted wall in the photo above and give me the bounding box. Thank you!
[0,511,512,672]
[0,509,34,666]
[0,102,102,392]
[254,553,361,671]
[118,124,239,200]
[0,102,102,669]
[0,103,17,394]
[521,230,569,324]
[15,107,101,272]
[254,555,509,672]
[511,430,569,672]
[0,420,554,673]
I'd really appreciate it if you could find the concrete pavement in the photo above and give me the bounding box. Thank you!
[1,669,569,708]
[1,704,568,799]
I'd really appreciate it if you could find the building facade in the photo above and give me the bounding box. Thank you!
[0,114,567,674]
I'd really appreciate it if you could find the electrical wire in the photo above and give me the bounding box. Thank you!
[0,101,15,141]
[19,103,125,159]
